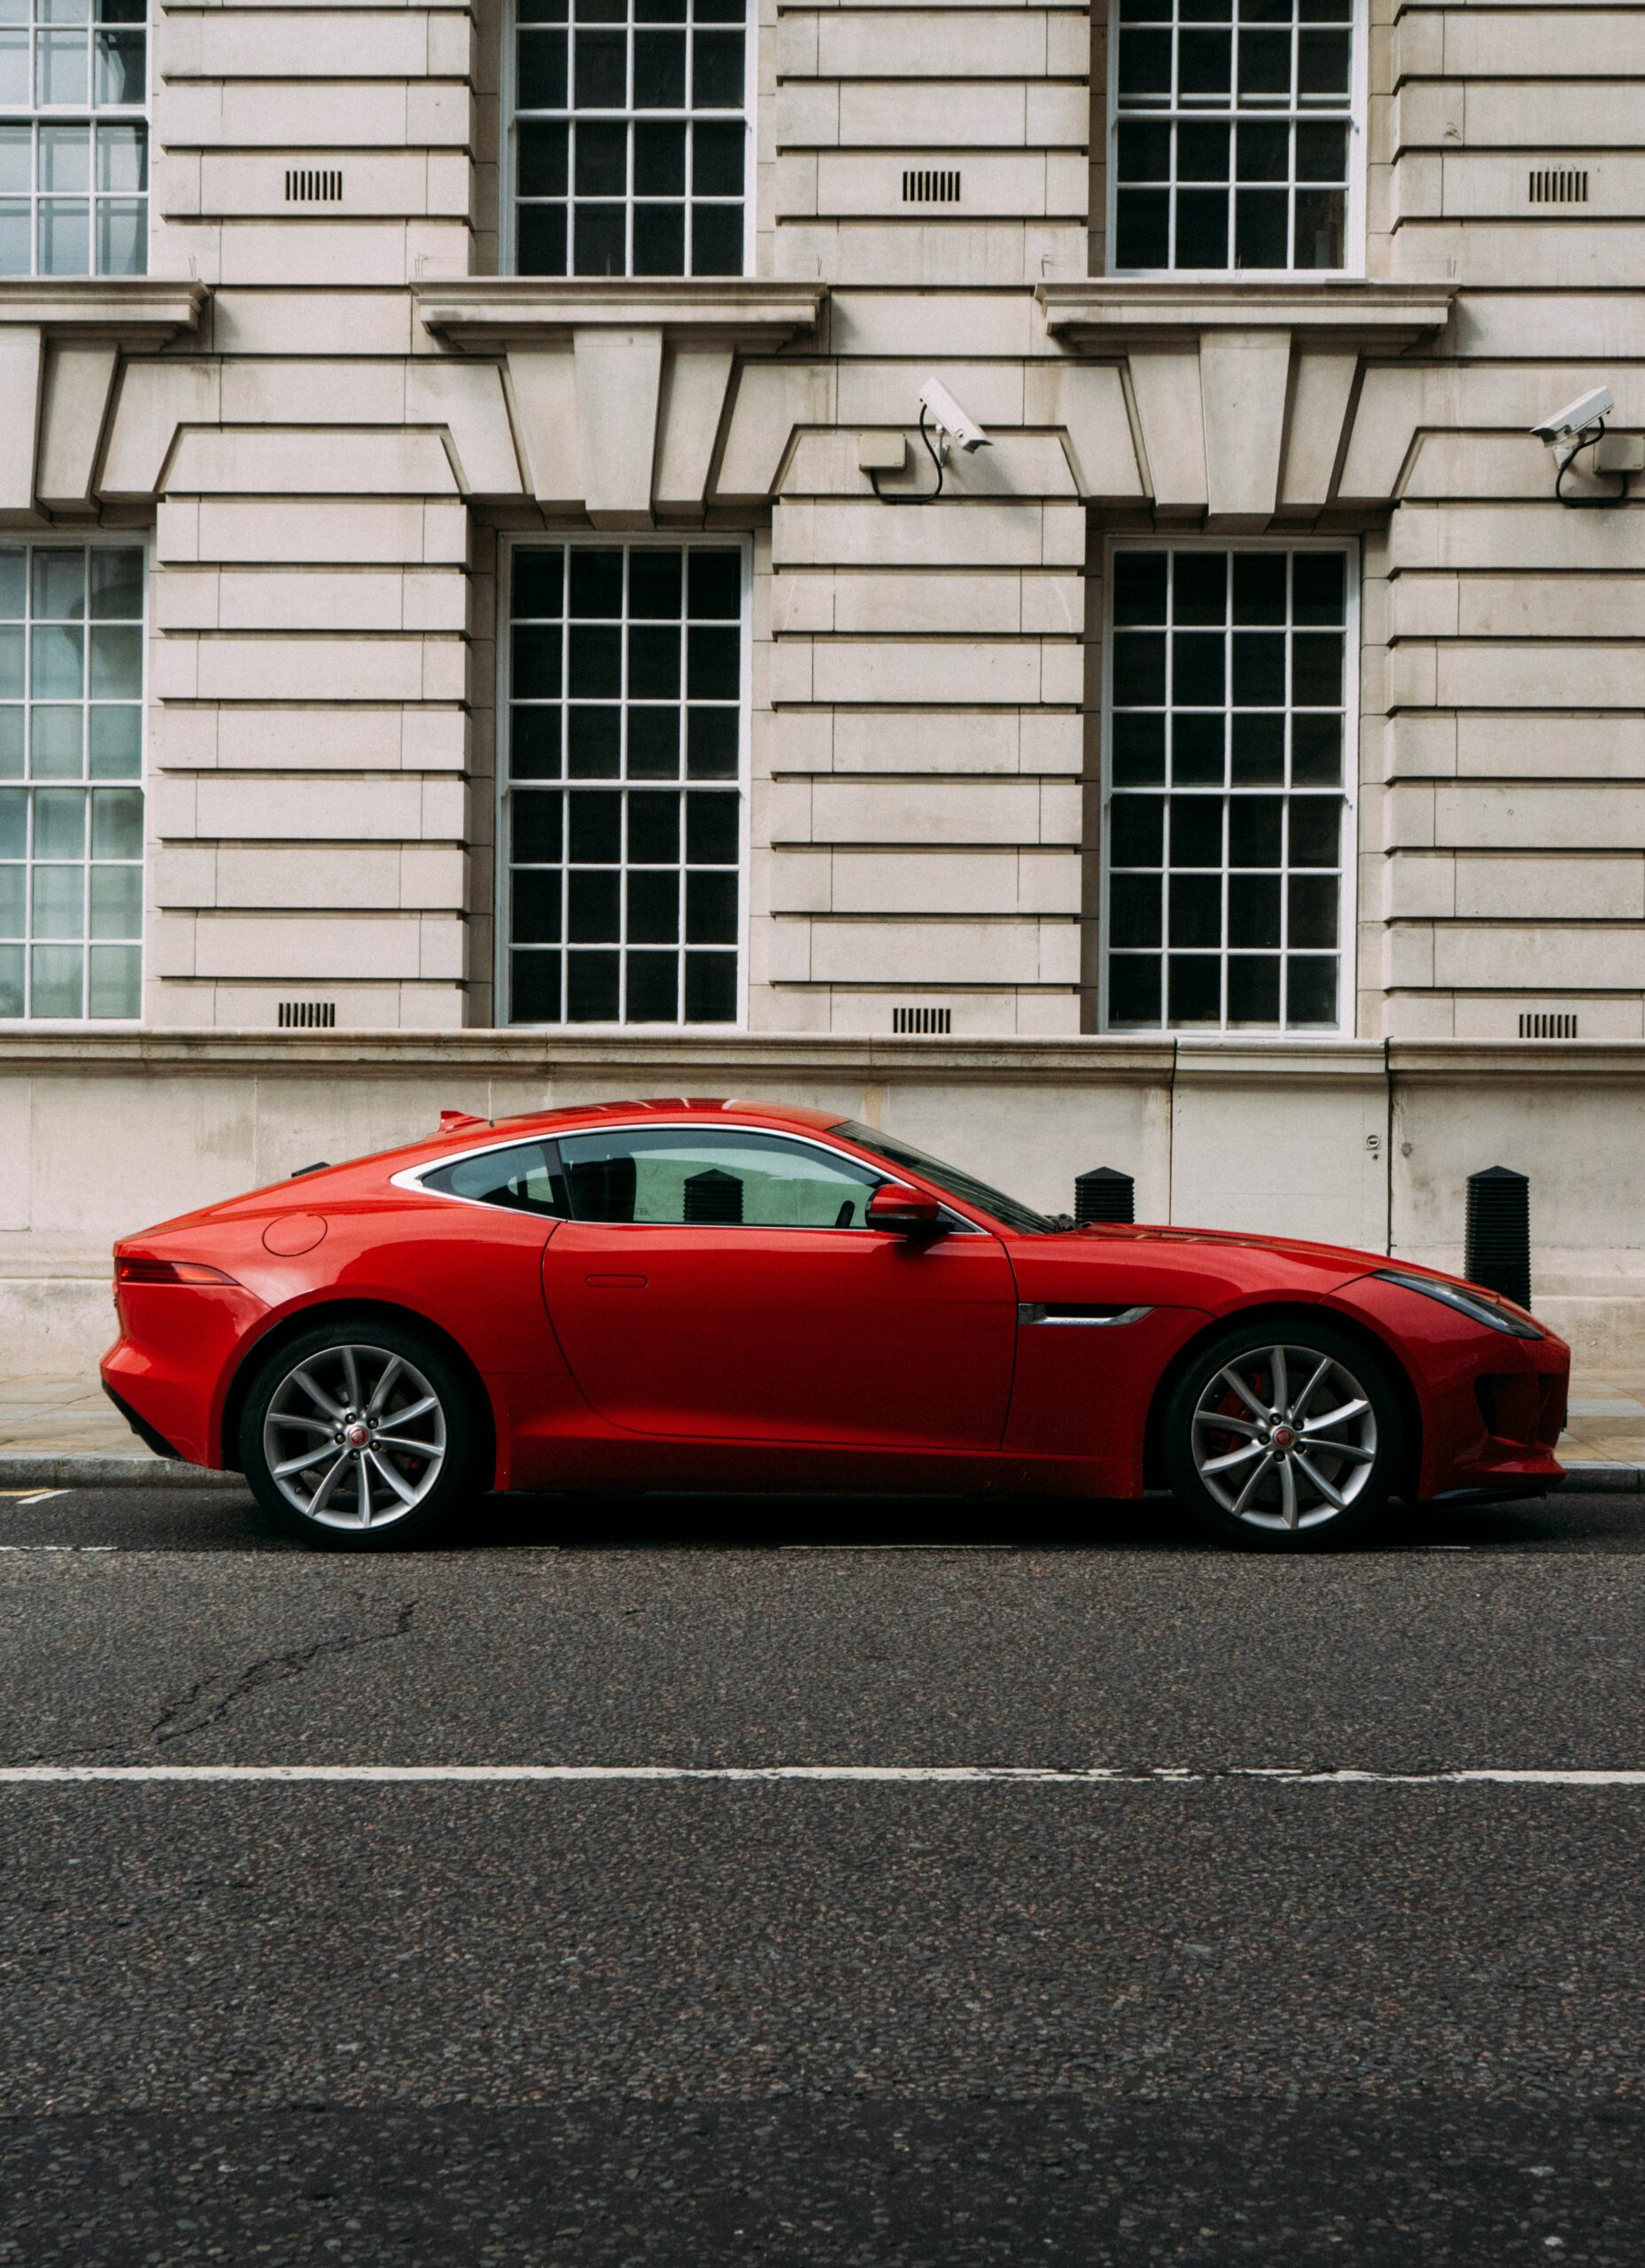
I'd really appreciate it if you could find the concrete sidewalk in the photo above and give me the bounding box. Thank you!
[3,1371,1644,1490]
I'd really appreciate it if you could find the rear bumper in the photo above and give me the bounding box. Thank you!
[101,1381,182,1462]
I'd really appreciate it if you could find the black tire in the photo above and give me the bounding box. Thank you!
[1162,1316,1404,1551]
[237,1315,484,1550]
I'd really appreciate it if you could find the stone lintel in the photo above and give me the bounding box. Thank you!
[415,279,827,352]
[0,278,207,346]
[1036,279,1455,350]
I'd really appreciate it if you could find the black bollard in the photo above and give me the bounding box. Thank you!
[683,1167,744,1225]
[1465,1166,1531,1308]
[1075,1166,1135,1225]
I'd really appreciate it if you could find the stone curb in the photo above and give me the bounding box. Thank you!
[0,1454,241,1490]
[0,1453,1641,1494]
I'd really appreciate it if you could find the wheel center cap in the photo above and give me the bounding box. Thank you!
[1270,1423,1297,1452]
[345,1422,370,1448]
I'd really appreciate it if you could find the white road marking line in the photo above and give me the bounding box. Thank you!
[0,1765,1639,1787]
[0,1543,115,1553]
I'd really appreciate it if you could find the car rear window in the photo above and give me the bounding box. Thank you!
[423,1141,566,1217]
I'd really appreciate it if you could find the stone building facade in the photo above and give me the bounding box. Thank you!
[3,0,1645,1372]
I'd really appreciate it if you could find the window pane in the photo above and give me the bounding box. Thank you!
[0,941,21,1014]
[30,705,81,776]
[89,546,142,618]
[635,120,685,193]
[687,548,741,619]
[574,28,625,105]
[33,624,83,696]
[684,950,735,1023]
[39,198,89,275]
[1108,954,1160,1025]
[0,199,26,274]
[509,949,562,1022]
[90,783,142,858]
[632,27,683,105]
[0,33,27,105]
[692,27,742,105]
[0,708,19,775]
[693,118,741,197]
[517,203,566,275]
[96,120,145,190]
[518,29,567,107]
[31,942,82,1016]
[689,200,741,276]
[89,859,140,938]
[89,624,141,697]
[38,30,89,103]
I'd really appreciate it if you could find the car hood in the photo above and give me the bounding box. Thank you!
[1006,1219,1526,1318]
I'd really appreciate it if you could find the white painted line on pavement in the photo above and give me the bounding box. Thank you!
[0,1543,115,1553]
[0,1765,1640,1787]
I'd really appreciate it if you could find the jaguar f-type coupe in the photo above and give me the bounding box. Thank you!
[102,1099,1568,1550]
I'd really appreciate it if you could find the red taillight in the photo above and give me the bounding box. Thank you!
[115,1257,239,1287]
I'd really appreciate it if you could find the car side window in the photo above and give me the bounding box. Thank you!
[423,1141,566,1218]
[556,1129,882,1230]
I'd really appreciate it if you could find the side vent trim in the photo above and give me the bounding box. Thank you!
[279,1000,338,1029]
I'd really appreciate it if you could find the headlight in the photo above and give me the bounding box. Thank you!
[1373,1270,1543,1340]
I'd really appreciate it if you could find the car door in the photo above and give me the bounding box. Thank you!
[539,1124,1018,1450]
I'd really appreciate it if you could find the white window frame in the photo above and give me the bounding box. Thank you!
[0,0,150,279]
[1104,0,1367,280]
[500,0,755,280]
[495,531,752,1031]
[0,531,147,1029]
[1098,532,1360,1037]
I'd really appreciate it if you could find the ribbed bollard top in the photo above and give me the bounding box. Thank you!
[1074,1167,1136,1225]
[1465,1165,1531,1309]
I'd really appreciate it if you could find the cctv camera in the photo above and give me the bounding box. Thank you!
[1531,386,1614,454]
[919,377,991,455]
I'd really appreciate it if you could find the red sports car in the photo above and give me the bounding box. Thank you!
[101,1099,1568,1551]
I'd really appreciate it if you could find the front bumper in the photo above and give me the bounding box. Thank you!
[1339,1276,1570,1501]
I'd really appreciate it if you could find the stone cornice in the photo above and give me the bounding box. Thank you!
[1037,278,1455,349]
[7,1033,1645,1085]
[0,1031,1176,1083]
[415,278,827,351]
[0,277,206,344]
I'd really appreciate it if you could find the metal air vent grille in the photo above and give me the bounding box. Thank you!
[903,169,961,204]
[286,169,344,203]
[279,1000,338,1029]
[893,1006,951,1035]
[1518,1011,1578,1038]
[1528,169,1587,204]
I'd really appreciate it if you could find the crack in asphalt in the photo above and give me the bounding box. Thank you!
[146,1600,419,1748]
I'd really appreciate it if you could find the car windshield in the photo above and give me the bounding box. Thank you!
[832,1122,1053,1235]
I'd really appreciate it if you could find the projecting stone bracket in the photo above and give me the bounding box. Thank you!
[414,278,827,526]
[0,279,206,519]
[1037,279,1456,524]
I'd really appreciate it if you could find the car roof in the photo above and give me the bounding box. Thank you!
[491,1098,849,1138]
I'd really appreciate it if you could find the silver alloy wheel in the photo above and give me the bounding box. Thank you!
[1191,1342,1378,1533]
[262,1344,447,1531]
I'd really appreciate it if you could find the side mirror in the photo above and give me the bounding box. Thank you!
[866,1181,943,1237]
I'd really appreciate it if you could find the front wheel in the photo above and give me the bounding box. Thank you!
[1163,1321,1404,1550]
[238,1318,483,1550]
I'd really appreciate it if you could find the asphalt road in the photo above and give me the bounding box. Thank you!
[0,1480,1641,2265]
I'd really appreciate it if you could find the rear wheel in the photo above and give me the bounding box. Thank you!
[1163,1319,1403,1550]
[238,1317,482,1550]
